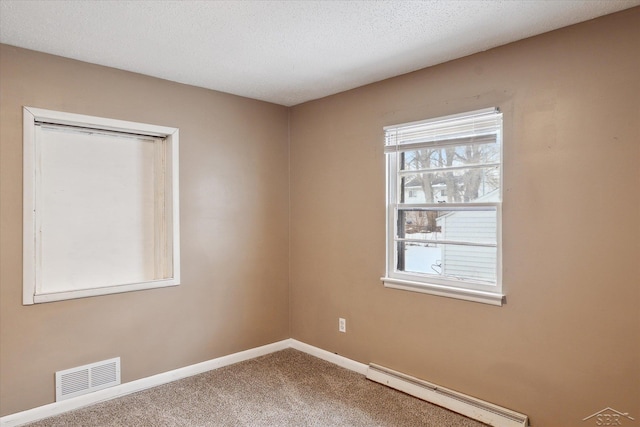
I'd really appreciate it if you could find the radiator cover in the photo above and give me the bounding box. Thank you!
[366,363,528,427]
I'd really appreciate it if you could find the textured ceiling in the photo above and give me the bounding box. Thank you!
[1,0,638,106]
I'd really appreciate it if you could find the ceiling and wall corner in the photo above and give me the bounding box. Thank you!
[0,0,638,106]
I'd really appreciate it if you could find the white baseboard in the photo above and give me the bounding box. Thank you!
[1,339,526,427]
[289,339,368,374]
[0,340,290,427]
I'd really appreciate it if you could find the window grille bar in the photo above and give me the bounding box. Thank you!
[396,202,498,211]
[395,238,497,248]
[399,162,500,174]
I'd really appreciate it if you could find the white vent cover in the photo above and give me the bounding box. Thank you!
[55,357,121,401]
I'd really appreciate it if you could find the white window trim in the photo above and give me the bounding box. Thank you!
[23,107,180,305]
[381,107,504,306]
[381,278,504,306]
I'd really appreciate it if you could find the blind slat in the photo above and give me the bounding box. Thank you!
[384,134,496,153]
[385,107,501,151]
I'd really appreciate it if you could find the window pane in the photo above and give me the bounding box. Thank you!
[399,242,497,283]
[386,109,503,295]
[401,166,499,203]
[401,143,499,171]
[399,210,441,236]
[399,209,497,244]
[399,242,443,275]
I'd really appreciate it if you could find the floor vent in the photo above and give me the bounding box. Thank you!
[366,363,528,427]
[55,357,121,401]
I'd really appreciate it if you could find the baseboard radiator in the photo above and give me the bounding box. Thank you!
[366,363,528,427]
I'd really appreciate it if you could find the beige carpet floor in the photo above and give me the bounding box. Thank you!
[26,349,487,426]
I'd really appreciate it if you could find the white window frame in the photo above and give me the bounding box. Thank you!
[382,108,504,306]
[23,107,180,304]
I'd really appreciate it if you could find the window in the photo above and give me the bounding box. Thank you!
[382,108,504,305]
[23,107,180,304]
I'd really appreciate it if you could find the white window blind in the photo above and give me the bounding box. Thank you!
[384,108,501,152]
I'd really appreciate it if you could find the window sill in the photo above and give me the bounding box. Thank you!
[28,279,179,304]
[381,277,504,306]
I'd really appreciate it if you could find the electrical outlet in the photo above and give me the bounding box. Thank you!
[339,318,346,333]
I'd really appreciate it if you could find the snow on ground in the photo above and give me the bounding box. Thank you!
[404,244,441,275]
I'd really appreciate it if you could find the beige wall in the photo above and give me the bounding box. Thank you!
[290,8,639,427]
[0,45,290,415]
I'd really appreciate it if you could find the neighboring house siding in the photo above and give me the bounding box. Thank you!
[438,210,496,282]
